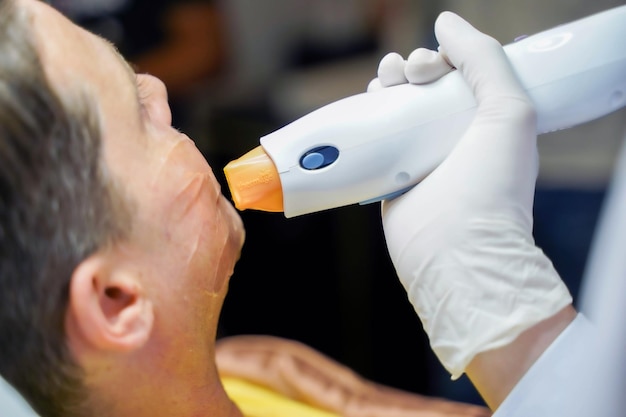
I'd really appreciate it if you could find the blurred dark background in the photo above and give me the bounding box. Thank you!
[54,0,626,407]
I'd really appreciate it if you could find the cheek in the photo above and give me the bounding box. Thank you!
[208,198,245,292]
[162,173,234,292]
[136,137,242,294]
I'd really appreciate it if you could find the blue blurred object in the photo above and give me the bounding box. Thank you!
[533,187,606,304]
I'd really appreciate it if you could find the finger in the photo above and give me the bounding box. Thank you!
[405,48,453,84]
[377,52,408,87]
[434,11,527,103]
[433,10,537,166]
[366,77,384,93]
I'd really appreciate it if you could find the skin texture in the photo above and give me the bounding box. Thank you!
[26,0,245,415]
[216,335,492,417]
[466,306,577,410]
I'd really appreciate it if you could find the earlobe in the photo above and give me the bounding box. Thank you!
[66,252,154,354]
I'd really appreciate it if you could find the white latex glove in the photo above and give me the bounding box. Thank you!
[367,47,453,92]
[377,12,572,379]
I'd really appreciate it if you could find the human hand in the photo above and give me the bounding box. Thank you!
[216,335,491,416]
[376,12,572,379]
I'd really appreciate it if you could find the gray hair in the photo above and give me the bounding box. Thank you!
[0,1,131,416]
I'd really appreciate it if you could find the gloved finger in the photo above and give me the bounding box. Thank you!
[377,52,408,87]
[404,48,453,84]
[426,13,538,224]
[434,11,528,104]
[366,77,384,93]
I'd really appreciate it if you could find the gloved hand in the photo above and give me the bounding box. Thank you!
[374,12,572,379]
[367,46,453,92]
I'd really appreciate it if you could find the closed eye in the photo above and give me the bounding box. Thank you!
[136,74,152,110]
[133,73,173,126]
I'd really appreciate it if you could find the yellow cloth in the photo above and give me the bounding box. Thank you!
[222,376,339,417]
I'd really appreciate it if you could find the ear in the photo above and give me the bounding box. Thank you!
[66,252,154,353]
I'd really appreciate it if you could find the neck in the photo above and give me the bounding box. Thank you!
[82,344,244,417]
[88,361,244,417]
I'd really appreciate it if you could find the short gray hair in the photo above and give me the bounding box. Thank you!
[0,1,131,416]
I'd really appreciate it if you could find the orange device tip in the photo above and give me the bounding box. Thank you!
[223,146,284,212]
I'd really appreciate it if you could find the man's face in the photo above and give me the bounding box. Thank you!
[27,0,245,343]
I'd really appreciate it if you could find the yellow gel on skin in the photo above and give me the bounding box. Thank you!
[223,146,284,212]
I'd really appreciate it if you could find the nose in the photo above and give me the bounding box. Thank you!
[140,74,172,127]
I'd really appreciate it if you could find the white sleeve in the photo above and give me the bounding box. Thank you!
[494,314,596,417]
[496,132,626,417]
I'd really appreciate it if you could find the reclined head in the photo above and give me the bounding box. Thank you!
[0,1,244,416]
[0,1,128,414]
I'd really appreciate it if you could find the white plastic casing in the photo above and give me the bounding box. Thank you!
[260,6,626,218]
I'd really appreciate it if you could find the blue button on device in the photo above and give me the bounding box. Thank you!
[300,146,339,170]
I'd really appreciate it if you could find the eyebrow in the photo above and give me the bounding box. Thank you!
[100,37,136,84]
[99,37,142,106]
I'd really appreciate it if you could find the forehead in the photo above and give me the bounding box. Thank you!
[27,0,118,86]
[26,0,141,141]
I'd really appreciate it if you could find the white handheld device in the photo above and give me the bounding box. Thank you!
[224,5,626,218]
